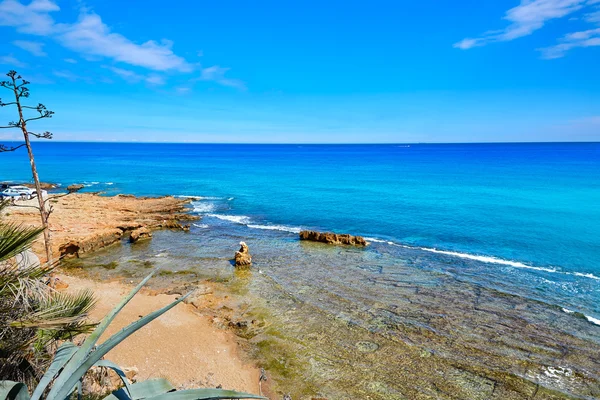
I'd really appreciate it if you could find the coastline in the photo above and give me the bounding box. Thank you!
[5,190,600,399]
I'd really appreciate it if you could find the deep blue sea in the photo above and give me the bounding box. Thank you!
[2,142,600,323]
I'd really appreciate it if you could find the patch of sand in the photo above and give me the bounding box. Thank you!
[60,273,261,394]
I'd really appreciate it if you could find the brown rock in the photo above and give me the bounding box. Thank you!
[299,230,368,246]
[129,227,152,243]
[234,242,252,267]
[67,184,85,193]
[53,277,69,290]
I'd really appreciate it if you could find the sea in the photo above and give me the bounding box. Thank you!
[2,142,600,398]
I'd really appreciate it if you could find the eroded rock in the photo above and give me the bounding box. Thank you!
[129,227,152,243]
[234,242,252,267]
[299,230,368,246]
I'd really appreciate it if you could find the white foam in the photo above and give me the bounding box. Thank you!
[586,315,600,326]
[177,195,222,200]
[364,237,387,243]
[571,272,600,281]
[191,201,217,213]
[414,246,558,272]
[193,223,209,229]
[561,308,600,326]
[247,224,302,233]
[206,214,251,224]
[106,182,114,185]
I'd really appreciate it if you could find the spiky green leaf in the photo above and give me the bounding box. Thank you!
[46,271,157,400]
[30,342,78,400]
[0,381,29,400]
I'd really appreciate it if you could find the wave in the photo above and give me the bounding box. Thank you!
[191,201,217,213]
[247,224,302,233]
[206,214,251,224]
[193,223,209,229]
[571,272,600,281]
[176,195,223,200]
[561,308,600,326]
[363,236,600,283]
[415,246,558,272]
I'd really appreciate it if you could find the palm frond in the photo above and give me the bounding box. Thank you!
[0,222,44,263]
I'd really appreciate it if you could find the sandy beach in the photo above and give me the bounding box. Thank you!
[2,193,270,397]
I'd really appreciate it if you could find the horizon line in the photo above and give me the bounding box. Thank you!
[1,140,599,145]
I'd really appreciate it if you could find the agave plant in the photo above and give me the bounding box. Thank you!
[0,200,96,383]
[0,269,266,400]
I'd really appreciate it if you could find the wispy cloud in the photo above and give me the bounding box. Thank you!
[0,0,244,88]
[539,27,600,57]
[13,39,46,56]
[455,0,600,58]
[104,66,167,86]
[57,13,192,72]
[64,58,77,63]
[0,54,27,67]
[198,66,246,90]
[454,0,587,49]
[0,0,59,34]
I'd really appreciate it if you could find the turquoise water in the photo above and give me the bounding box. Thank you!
[2,142,600,321]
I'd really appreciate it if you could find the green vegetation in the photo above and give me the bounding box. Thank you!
[0,270,265,400]
[0,200,96,385]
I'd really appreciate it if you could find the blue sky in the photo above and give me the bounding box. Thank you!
[0,0,599,143]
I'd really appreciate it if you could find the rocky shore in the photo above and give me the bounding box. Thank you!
[2,193,197,261]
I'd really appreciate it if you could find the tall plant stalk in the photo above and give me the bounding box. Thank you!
[1,70,55,264]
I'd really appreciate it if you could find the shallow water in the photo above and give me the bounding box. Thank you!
[65,222,600,399]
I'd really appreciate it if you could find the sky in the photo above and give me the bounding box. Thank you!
[0,0,599,143]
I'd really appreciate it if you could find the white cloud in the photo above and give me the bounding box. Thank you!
[145,74,165,85]
[198,65,246,90]
[64,58,77,63]
[539,27,600,57]
[104,66,166,86]
[0,0,59,34]
[455,0,600,58]
[13,39,46,56]
[0,0,244,87]
[455,0,587,49]
[56,13,193,72]
[0,54,27,67]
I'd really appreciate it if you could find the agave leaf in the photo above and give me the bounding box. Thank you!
[103,379,175,400]
[50,288,190,400]
[46,270,157,400]
[0,381,30,400]
[93,360,132,398]
[145,388,266,400]
[30,342,78,400]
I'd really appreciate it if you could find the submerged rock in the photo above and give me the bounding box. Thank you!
[299,230,368,246]
[234,241,252,267]
[129,227,152,243]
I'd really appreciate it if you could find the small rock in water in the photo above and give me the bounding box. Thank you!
[299,230,368,246]
[355,340,379,352]
[129,227,152,243]
[234,241,252,267]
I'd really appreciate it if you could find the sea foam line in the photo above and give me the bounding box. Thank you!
[247,224,302,234]
[365,236,600,282]
[562,308,600,326]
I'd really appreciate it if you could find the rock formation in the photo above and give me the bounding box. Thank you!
[67,184,85,192]
[234,242,252,267]
[2,193,197,261]
[129,227,152,243]
[299,230,368,246]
